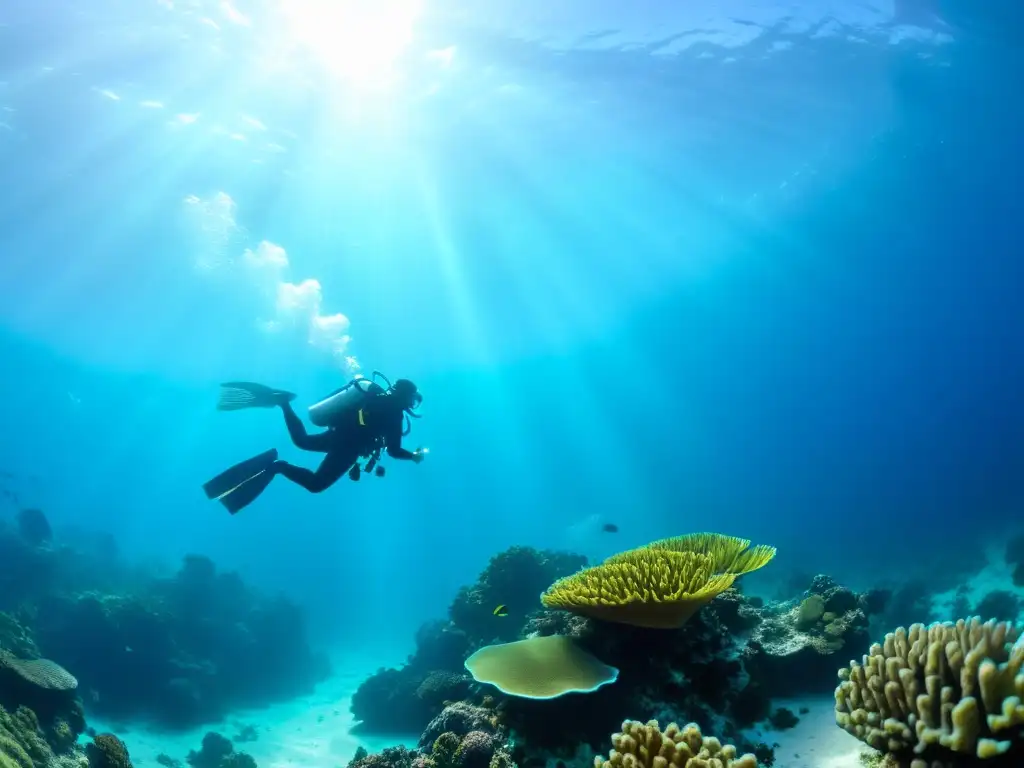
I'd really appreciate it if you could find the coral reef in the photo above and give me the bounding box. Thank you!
[491,600,772,756]
[449,547,588,648]
[352,538,879,766]
[0,695,86,768]
[0,505,329,730]
[743,576,872,697]
[352,666,469,735]
[30,555,329,728]
[0,649,85,753]
[348,746,418,768]
[85,734,132,768]
[419,703,499,747]
[835,618,1024,766]
[353,547,586,733]
[350,728,514,768]
[1,706,43,768]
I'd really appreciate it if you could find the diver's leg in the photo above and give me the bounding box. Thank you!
[272,448,357,494]
[280,402,333,451]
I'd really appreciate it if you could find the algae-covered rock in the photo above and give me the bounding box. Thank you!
[795,596,824,630]
[86,734,132,768]
[0,705,52,768]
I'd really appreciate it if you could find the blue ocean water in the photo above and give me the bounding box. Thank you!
[0,1,1022,761]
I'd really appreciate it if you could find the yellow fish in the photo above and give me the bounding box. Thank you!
[493,604,508,617]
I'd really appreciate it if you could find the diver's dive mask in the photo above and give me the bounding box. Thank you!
[390,378,422,415]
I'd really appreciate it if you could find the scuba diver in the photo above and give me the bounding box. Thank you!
[202,373,426,514]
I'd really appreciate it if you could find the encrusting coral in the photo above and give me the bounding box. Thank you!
[594,719,759,768]
[0,705,52,768]
[419,702,499,747]
[835,618,1024,765]
[419,730,509,768]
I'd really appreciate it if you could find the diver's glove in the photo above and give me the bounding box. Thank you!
[412,447,428,464]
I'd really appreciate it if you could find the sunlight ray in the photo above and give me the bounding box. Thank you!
[275,0,423,88]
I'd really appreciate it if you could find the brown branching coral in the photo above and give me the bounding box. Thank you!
[594,720,759,768]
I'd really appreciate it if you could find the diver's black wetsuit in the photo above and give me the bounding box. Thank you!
[271,399,417,493]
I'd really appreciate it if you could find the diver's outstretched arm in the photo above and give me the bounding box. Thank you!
[280,402,333,452]
[383,414,416,460]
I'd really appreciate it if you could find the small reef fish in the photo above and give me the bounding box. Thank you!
[493,604,508,617]
[602,523,619,533]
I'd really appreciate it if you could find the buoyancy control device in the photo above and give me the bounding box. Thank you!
[307,371,419,481]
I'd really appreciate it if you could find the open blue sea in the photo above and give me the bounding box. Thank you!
[0,1,1021,767]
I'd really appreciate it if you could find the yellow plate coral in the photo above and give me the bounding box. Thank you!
[608,532,776,576]
[540,549,736,629]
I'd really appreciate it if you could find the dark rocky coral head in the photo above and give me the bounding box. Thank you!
[15,508,52,546]
[87,733,133,768]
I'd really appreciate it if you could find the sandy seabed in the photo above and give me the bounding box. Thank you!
[743,696,866,768]
[89,669,868,768]
[87,664,417,768]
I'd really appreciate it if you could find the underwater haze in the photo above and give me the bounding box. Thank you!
[0,0,1022,673]
[2,0,1024,643]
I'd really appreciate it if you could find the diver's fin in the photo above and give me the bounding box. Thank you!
[218,468,276,515]
[217,382,296,411]
[202,449,278,501]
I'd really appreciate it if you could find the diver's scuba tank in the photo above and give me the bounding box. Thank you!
[308,370,421,434]
[307,377,385,428]
[309,371,422,481]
